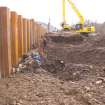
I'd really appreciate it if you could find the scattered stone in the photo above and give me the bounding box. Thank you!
[96,80,103,85]
[84,86,91,92]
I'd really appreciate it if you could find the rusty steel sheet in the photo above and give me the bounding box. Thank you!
[37,24,42,47]
[31,20,35,46]
[0,9,2,78]
[0,7,47,78]
[18,15,23,58]
[11,11,18,66]
[0,7,12,77]
[27,20,31,51]
[35,22,39,46]
[23,18,28,54]
[30,19,34,49]
[34,22,37,46]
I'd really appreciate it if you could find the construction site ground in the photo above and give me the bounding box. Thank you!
[1,32,105,105]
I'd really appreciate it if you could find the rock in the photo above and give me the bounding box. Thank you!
[36,93,44,97]
[18,99,23,104]
[97,77,105,82]
[17,103,21,105]
[19,64,23,68]
[29,60,34,65]
[96,80,103,85]
[84,86,91,92]
[16,68,20,72]
[89,65,93,69]
[95,77,105,85]
[12,67,16,73]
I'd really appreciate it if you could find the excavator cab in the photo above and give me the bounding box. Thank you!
[61,22,71,31]
[75,24,83,30]
[75,24,95,36]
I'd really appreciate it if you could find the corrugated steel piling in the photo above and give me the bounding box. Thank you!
[0,7,47,78]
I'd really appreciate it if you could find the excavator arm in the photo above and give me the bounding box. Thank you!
[62,0,71,30]
[67,0,84,24]
[67,0,95,34]
[62,0,66,23]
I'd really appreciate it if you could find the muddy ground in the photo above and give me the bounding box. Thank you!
[0,32,105,105]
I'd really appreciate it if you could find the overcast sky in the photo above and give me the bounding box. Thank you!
[0,0,105,28]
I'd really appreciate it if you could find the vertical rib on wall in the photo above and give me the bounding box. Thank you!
[23,18,28,54]
[0,7,12,77]
[30,19,33,48]
[27,20,31,51]
[11,12,18,66]
[18,15,23,58]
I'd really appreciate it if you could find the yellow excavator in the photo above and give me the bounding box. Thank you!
[62,0,95,34]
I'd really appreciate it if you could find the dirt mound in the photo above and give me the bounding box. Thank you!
[1,68,105,105]
[42,62,92,81]
[42,61,105,81]
[47,47,105,66]
[93,37,105,47]
[57,64,93,81]
[58,63,105,81]
[66,47,105,66]
[49,35,84,45]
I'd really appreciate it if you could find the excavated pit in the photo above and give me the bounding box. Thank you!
[1,32,105,105]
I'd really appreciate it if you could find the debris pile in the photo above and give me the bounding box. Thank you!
[12,50,43,75]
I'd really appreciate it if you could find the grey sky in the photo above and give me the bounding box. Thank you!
[0,0,104,28]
